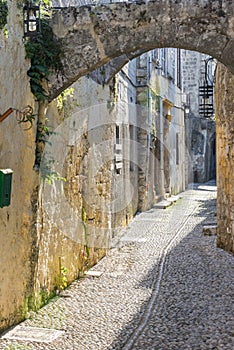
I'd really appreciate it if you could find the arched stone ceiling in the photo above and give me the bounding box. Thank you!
[48,0,234,100]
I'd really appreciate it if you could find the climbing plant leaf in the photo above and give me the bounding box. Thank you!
[25,19,62,101]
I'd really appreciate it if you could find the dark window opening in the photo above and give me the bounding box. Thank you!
[177,49,182,89]
[116,125,120,144]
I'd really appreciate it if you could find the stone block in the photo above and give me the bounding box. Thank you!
[203,225,217,236]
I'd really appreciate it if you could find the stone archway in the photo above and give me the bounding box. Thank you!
[49,0,234,100]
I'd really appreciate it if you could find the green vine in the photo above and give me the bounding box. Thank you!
[57,265,68,291]
[36,117,56,144]
[25,19,62,101]
[0,0,8,31]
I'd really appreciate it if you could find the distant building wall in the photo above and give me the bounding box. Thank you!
[182,50,216,184]
[151,49,186,197]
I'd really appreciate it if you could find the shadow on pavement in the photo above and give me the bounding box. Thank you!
[107,188,234,350]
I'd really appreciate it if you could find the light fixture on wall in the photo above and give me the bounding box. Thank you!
[23,1,41,38]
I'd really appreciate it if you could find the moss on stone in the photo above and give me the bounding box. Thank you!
[23,289,57,318]
[0,0,8,30]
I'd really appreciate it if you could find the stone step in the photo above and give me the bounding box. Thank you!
[203,225,217,236]
[153,195,180,209]
[153,200,172,209]
[166,195,180,203]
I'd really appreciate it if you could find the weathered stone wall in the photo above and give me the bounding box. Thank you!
[0,1,38,330]
[0,2,118,331]
[33,66,141,299]
[33,78,112,298]
[215,64,234,254]
[185,117,216,183]
[135,52,154,210]
[182,50,205,116]
[0,23,140,327]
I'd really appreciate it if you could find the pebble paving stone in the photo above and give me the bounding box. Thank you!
[0,181,233,350]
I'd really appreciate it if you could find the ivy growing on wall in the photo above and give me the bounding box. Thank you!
[0,0,8,30]
[25,19,62,101]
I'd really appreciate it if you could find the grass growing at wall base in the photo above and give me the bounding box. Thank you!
[22,290,57,319]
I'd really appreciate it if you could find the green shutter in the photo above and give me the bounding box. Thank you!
[0,169,13,208]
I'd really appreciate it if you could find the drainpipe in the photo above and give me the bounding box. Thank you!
[159,96,165,197]
[146,53,153,203]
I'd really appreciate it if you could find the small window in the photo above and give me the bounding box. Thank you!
[116,167,121,175]
[116,125,120,144]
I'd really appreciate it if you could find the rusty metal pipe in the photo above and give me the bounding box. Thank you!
[0,108,14,123]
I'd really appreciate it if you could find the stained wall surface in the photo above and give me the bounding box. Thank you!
[215,64,234,254]
[0,1,38,330]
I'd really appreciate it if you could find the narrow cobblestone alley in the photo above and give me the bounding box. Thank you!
[1,181,233,350]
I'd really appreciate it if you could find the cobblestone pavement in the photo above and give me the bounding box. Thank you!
[1,181,234,350]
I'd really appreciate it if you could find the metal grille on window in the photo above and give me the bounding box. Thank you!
[199,57,215,119]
